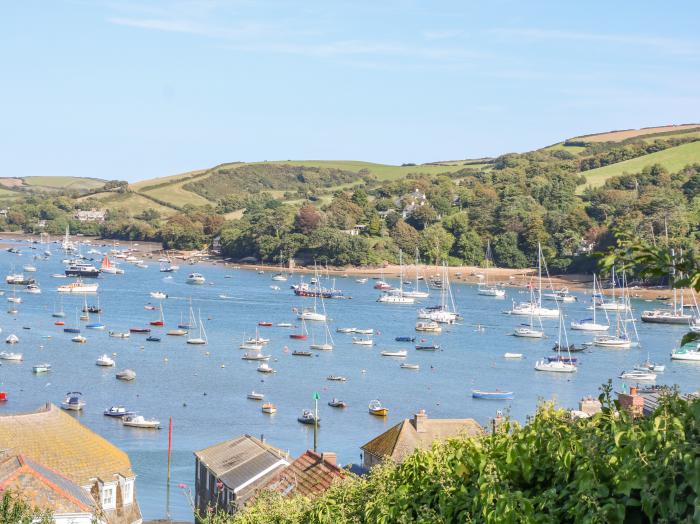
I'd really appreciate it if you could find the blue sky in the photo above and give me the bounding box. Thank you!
[1,1,699,182]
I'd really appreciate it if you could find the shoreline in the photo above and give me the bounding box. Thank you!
[0,231,682,300]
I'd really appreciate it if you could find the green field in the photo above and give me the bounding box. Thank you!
[79,191,178,216]
[579,141,700,190]
[543,143,588,156]
[23,176,106,191]
[141,180,211,208]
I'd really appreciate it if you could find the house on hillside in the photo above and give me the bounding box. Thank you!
[75,208,106,222]
[341,224,367,236]
[360,409,484,468]
[398,188,428,219]
[0,453,97,523]
[194,435,289,516]
[0,403,142,524]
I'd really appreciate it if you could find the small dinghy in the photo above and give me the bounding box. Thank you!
[256,362,276,373]
[552,342,586,353]
[5,334,19,344]
[0,351,23,361]
[415,344,440,351]
[368,399,388,417]
[326,375,347,382]
[150,291,168,299]
[146,336,161,342]
[381,350,407,357]
[328,398,348,408]
[109,331,130,338]
[292,350,312,356]
[96,354,115,367]
[297,409,319,425]
[504,352,523,359]
[276,322,293,328]
[32,363,51,373]
[247,391,265,400]
[289,333,307,340]
[104,406,134,418]
[258,321,273,327]
[130,327,151,334]
[122,415,160,429]
[471,389,514,400]
[116,369,136,381]
[395,336,415,342]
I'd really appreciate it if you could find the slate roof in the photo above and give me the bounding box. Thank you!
[261,450,346,499]
[0,453,96,514]
[361,414,484,463]
[0,403,134,486]
[195,435,289,496]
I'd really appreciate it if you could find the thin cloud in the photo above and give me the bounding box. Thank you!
[423,29,463,41]
[491,28,699,56]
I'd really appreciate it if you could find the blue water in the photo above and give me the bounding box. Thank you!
[1,241,699,522]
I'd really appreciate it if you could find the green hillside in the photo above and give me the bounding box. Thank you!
[579,140,700,190]
[23,176,106,191]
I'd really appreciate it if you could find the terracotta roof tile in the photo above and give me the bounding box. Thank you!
[259,450,346,499]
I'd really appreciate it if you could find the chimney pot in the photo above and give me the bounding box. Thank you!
[629,386,637,396]
[414,409,428,432]
[321,452,336,466]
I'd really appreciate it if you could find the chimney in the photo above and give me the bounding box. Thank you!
[413,409,427,433]
[617,387,644,418]
[321,452,336,466]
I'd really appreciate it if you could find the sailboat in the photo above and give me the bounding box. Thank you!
[478,240,505,298]
[513,286,544,338]
[85,296,105,330]
[310,291,334,350]
[79,294,89,321]
[571,274,610,331]
[100,255,117,274]
[377,251,414,304]
[535,315,577,373]
[186,307,207,345]
[416,263,459,323]
[297,266,327,321]
[641,249,694,324]
[402,249,430,299]
[594,285,632,349]
[593,266,628,311]
[290,318,309,340]
[150,302,165,326]
[52,296,66,318]
[508,244,559,318]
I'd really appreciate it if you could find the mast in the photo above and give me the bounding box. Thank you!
[537,243,543,308]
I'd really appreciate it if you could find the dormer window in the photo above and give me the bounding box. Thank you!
[102,484,116,510]
[123,478,134,505]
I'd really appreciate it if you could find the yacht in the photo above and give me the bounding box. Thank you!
[186,273,206,285]
[122,415,160,429]
[61,392,85,411]
[96,354,115,367]
[57,280,99,293]
[477,241,506,298]
[65,261,100,278]
[671,342,700,361]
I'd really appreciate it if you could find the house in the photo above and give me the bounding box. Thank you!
[341,225,367,236]
[194,435,289,516]
[360,410,484,468]
[259,450,345,499]
[0,453,97,523]
[75,208,106,222]
[399,188,428,219]
[0,403,142,524]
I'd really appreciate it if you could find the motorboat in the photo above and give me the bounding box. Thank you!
[247,391,265,400]
[292,350,312,356]
[354,328,374,335]
[395,336,415,342]
[109,331,130,338]
[241,352,270,361]
[65,262,100,278]
[256,363,276,373]
[272,273,288,282]
[471,389,514,400]
[415,343,440,351]
[5,334,19,344]
[25,284,41,294]
[336,327,355,333]
[373,280,392,290]
[352,337,373,346]
[326,375,347,381]
[61,392,85,411]
[57,280,99,293]
[381,350,407,357]
[116,369,136,381]
[328,398,348,408]
[634,360,665,372]
[71,335,87,344]
[543,288,576,303]
[640,309,694,325]
[509,301,559,318]
[368,399,388,417]
[619,370,657,381]
[377,290,415,304]
[150,291,168,300]
[309,342,333,351]
[240,342,264,351]
[671,342,700,361]
[400,363,420,370]
[129,327,151,334]
[355,278,368,284]
[186,273,206,285]
[297,410,319,425]
[146,336,161,342]
[167,329,187,336]
[32,363,51,373]
[415,321,441,333]
[22,265,37,273]
[504,353,523,359]
[96,354,115,367]
[261,403,277,414]
[513,326,544,338]
[570,318,609,331]
[122,415,160,429]
[103,406,134,417]
[594,335,631,349]
[0,351,22,361]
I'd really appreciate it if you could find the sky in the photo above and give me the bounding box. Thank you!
[1,1,699,182]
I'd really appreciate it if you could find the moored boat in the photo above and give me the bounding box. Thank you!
[261,402,277,414]
[381,350,407,357]
[297,409,319,425]
[247,391,265,400]
[368,399,388,417]
[32,363,51,373]
[328,398,348,408]
[61,391,85,411]
[116,369,136,381]
[400,363,420,370]
[96,354,115,367]
[104,406,135,417]
[122,415,160,429]
[471,389,514,400]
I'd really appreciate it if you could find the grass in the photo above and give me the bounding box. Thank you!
[569,124,700,143]
[543,143,588,155]
[23,176,106,191]
[79,191,178,216]
[140,179,211,208]
[579,141,700,190]
[130,169,207,191]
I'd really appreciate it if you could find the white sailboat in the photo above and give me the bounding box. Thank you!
[416,263,459,323]
[535,315,577,373]
[594,277,632,349]
[402,248,430,299]
[297,265,327,321]
[186,307,207,345]
[641,249,694,324]
[478,240,505,298]
[508,244,559,318]
[377,251,414,304]
[310,289,334,350]
[513,286,545,338]
[593,266,629,311]
[571,274,610,331]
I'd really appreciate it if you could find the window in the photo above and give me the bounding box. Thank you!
[102,486,115,509]
[122,479,133,505]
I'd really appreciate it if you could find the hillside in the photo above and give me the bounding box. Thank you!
[0,176,107,201]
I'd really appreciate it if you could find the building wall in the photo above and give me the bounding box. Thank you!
[362,452,383,469]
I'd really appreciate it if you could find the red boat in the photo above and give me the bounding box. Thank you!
[0,392,7,402]
[289,333,307,340]
[54,321,65,326]
[373,281,392,290]
[130,327,152,333]
[149,320,164,327]
[258,321,273,327]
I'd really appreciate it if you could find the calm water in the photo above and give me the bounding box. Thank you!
[1,241,699,521]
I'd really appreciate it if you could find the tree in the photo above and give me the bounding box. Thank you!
[294,204,323,235]
[0,491,52,524]
[406,205,438,231]
[454,230,483,266]
[390,220,420,254]
[493,232,528,268]
[419,224,454,263]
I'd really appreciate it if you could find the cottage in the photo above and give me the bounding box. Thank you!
[194,435,289,515]
[0,403,142,524]
[75,208,106,222]
[0,453,97,523]
[259,450,345,499]
[360,410,483,468]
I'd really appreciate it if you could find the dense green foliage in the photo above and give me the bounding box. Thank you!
[197,388,699,524]
[0,490,53,524]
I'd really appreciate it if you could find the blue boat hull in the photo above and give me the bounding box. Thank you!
[472,390,514,400]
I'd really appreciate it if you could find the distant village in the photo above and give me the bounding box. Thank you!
[0,386,687,523]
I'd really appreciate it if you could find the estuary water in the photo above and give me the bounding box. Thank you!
[1,241,699,521]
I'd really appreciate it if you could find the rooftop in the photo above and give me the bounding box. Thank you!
[261,450,346,499]
[0,403,134,486]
